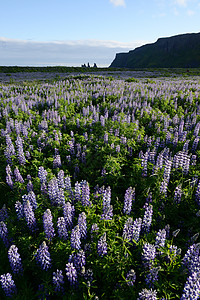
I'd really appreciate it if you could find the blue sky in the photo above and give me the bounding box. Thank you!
[1,0,200,67]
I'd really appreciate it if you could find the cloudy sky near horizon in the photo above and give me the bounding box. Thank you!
[1,0,200,67]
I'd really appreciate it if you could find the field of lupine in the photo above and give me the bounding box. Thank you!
[0,71,200,299]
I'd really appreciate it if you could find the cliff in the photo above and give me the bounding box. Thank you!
[109,32,200,68]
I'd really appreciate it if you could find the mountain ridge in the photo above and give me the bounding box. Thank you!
[109,32,200,68]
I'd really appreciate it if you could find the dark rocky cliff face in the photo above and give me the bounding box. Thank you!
[109,32,200,68]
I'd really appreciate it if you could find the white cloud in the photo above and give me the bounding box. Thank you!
[0,37,147,67]
[174,0,188,6]
[109,0,126,7]
[187,9,195,15]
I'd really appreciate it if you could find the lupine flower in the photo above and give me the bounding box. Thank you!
[63,202,75,230]
[71,225,81,250]
[23,200,37,232]
[126,269,136,286]
[78,212,87,240]
[75,181,81,202]
[145,267,160,288]
[155,229,166,251]
[91,223,99,240]
[68,249,86,272]
[52,269,64,293]
[0,273,17,297]
[57,217,68,240]
[53,154,62,168]
[65,262,78,286]
[35,241,51,270]
[38,166,48,185]
[0,221,10,247]
[14,167,24,183]
[27,180,33,193]
[142,204,153,234]
[182,244,200,275]
[97,232,107,257]
[180,272,200,300]
[174,185,182,204]
[123,187,135,215]
[141,243,156,269]
[131,218,142,243]
[57,170,65,189]
[0,205,8,222]
[101,186,113,220]
[81,181,91,207]
[27,191,37,210]
[137,288,158,300]
[15,201,24,220]
[8,245,23,274]
[43,209,55,242]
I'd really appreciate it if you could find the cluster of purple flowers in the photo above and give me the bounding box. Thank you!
[101,186,113,220]
[35,241,51,270]
[8,244,23,274]
[123,186,135,215]
[43,209,55,242]
[0,273,17,297]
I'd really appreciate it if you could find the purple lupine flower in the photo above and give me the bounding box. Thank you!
[91,223,99,240]
[71,225,81,250]
[78,212,87,240]
[57,217,68,240]
[6,174,14,189]
[15,201,24,220]
[14,167,24,183]
[84,268,93,284]
[101,186,113,220]
[27,191,37,210]
[126,269,136,286]
[180,272,200,300]
[145,267,160,288]
[24,200,37,232]
[27,180,33,193]
[141,243,156,269]
[123,217,134,242]
[64,176,72,195]
[75,181,81,202]
[137,288,158,300]
[0,273,17,297]
[142,204,153,234]
[8,245,23,274]
[52,269,64,293]
[174,185,182,204]
[97,232,107,257]
[35,241,51,270]
[43,209,55,242]
[195,181,200,206]
[123,187,135,215]
[65,262,78,286]
[131,218,142,243]
[81,181,91,207]
[0,205,8,222]
[68,249,86,272]
[53,154,62,169]
[182,244,200,275]
[57,170,65,189]
[155,229,166,251]
[0,221,10,247]
[38,166,48,185]
[63,202,75,230]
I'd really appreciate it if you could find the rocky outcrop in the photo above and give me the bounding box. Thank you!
[109,32,200,68]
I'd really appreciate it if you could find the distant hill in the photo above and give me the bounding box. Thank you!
[109,32,200,68]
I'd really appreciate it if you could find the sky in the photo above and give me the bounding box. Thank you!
[0,0,200,67]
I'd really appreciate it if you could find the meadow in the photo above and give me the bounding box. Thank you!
[0,69,200,299]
